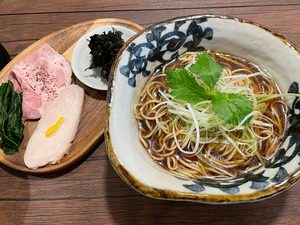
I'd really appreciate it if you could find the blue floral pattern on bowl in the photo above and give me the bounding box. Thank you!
[119,18,213,87]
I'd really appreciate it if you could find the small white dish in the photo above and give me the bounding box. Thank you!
[71,25,137,90]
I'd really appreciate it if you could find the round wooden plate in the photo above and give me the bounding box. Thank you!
[0,18,144,173]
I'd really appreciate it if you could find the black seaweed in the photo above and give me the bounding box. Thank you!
[87,28,125,81]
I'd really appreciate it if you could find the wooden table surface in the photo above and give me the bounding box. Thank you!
[1,0,300,224]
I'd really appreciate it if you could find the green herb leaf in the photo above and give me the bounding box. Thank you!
[165,52,254,126]
[211,92,253,125]
[166,68,210,104]
[189,51,224,91]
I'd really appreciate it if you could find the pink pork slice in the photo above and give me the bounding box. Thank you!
[8,43,72,120]
[24,85,84,170]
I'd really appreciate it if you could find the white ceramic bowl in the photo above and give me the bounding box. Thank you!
[105,15,300,203]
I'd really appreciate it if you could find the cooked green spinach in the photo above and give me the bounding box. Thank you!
[0,81,24,155]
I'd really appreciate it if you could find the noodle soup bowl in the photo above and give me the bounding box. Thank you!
[105,15,300,203]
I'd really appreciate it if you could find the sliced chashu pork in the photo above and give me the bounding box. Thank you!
[24,85,84,169]
[8,43,72,120]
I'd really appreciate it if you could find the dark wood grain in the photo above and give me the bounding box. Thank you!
[2,5,300,58]
[1,0,300,224]
[0,0,299,14]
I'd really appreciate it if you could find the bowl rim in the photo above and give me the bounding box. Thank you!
[105,14,300,204]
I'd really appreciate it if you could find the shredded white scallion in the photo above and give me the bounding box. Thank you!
[150,56,290,162]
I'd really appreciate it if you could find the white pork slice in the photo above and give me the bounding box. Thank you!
[24,84,84,169]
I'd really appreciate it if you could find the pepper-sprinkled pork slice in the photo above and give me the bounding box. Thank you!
[8,43,72,120]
